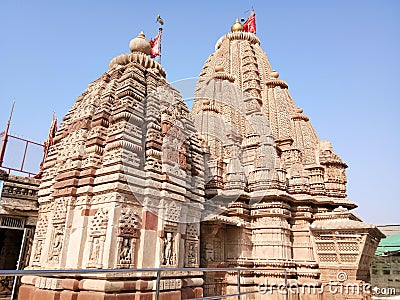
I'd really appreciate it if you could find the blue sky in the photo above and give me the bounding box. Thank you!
[0,0,399,225]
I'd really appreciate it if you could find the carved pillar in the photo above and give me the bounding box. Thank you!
[322,163,347,197]
[200,222,225,297]
[291,206,315,261]
[224,140,246,191]
[251,200,292,262]
[290,205,320,284]
[205,158,224,190]
[306,166,326,195]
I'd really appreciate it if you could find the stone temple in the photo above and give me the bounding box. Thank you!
[19,21,383,300]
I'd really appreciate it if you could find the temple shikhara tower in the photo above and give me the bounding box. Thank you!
[19,19,383,300]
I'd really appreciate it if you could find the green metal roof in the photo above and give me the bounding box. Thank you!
[375,233,400,255]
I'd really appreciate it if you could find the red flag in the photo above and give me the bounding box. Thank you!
[243,11,256,33]
[48,116,58,147]
[34,115,58,179]
[150,29,162,58]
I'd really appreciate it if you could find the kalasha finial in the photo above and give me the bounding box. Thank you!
[129,31,151,55]
[231,19,243,32]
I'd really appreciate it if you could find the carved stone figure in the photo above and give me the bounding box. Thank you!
[52,231,62,254]
[163,232,174,266]
[119,238,132,264]
[90,238,101,264]
[49,228,63,263]
[32,239,43,264]
[185,241,197,266]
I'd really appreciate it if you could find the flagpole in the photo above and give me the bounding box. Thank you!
[154,14,164,63]
[158,27,162,64]
[0,101,15,167]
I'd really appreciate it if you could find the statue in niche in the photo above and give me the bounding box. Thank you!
[162,232,174,266]
[90,238,101,264]
[53,233,62,251]
[119,238,132,264]
[179,150,187,169]
[32,240,43,263]
[186,241,197,266]
[50,229,63,262]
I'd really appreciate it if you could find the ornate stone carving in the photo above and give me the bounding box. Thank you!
[48,226,64,263]
[118,237,135,265]
[185,240,198,267]
[31,213,48,266]
[185,223,199,267]
[47,198,68,264]
[161,232,176,266]
[162,201,181,224]
[87,207,108,268]
[186,223,199,238]
[116,208,140,268]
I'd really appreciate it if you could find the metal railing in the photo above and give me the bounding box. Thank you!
[0,267,289,300]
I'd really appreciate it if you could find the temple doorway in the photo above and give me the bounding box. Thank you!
[0,226,33,300]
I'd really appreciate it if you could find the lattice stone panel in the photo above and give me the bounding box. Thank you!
[340,254,358,263]
[0,216,25,229]
[319,254,338,263]
[337,242,359,252]
[316,242,335,252]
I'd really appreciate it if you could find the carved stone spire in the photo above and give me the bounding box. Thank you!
[195,25,383,297]
[21,31,206,300]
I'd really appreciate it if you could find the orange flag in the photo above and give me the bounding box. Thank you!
[243,11,256,33]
